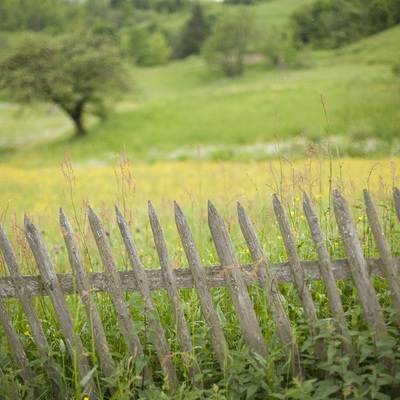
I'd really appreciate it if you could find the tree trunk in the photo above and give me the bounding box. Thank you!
[70,100,86,136]
[71,113,86,136]
[57,99,86,136]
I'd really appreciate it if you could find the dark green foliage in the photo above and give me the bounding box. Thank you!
[224,0,257,4]
[290,0,400,49]
[131,0,188,13]
[224,0,272,4]
[127,26,171,66]
[174,3,210,59]
[0,31,129,136]
[202,7,255,77]
[261,27,314,70]
[0,0,67,32]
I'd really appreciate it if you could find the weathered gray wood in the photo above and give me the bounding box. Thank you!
[60,209,117,395]
[333,190,392,363]
[24,214,99,399]
[0,297,34,383]
[0,258,396,298]
[208,200,267,357]
[148,201,201,386]
[0,286,28,400]
[0,223,61,397]
[237,202,303,379]
[272,194,327,362]
[363,190,400,325]
[393,187,400,222]
[174,201,229,370]
[115,205,179,392]
[87,207,151,381]
[302,194,356,368]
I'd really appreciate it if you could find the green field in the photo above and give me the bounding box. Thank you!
[1,1,400,398]
[0,3,399,168]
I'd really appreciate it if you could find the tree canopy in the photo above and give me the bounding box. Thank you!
[0,31,129,136]
[290,0,400,49]
[202,7,255,77]
[175,2,210,59]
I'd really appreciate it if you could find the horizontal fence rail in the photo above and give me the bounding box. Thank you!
[0,258,397,298]
[0,188,400,398]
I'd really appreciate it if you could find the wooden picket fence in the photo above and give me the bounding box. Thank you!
[1,188,400,398]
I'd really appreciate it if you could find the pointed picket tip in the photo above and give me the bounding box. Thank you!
[148,200,157,218]
[236,201,250,228]
[0,222,7,239]
[23,213,35,234]
[115,204,124,223]
[272,193,284,213]
[207,199,216,213]
[363,189,373,207]
[174,201,187,226]
[302,192,311,206]
[207,200,221,224]
[393,187,400,222]
[88,206,103,228]
[87,205,95,217]
[174,200,183,216]
[332,188,343,201]
[59,208,69,227]
[302,193,317,220]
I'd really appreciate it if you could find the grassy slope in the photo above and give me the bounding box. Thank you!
[0,4,399,167]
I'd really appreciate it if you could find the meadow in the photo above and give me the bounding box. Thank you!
[2,153,400,399]
[1,1,400,397]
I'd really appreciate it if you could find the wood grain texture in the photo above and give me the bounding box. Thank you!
[208,200,266,357]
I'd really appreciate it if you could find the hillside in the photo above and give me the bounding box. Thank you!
[0,15,399,167]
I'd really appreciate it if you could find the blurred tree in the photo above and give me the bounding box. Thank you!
[175,2,210,59]
[128,27,171,66]
[224,0,255,4]
[0,0,66,32]
[132,0,188,12]
[290,0,400,49]
[138,33,172,66]
[0,32,129,136]
[202,7,255,77]
[261,27,313,70]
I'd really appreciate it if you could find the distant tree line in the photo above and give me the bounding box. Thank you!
[290,0,400,49]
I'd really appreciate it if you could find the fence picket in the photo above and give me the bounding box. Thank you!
[207,200,267,357]
[59,209,117,395]
[272,194,327,362]
[363,190,400,325]
[333,190,392,368]
[87,206,151,381]
[24,215,99,398]
[0,224,62,396]
[174,201,229,370]
[0,297,34,385]
[236,201,303,379]
[393,187,400,222]
[302,193,356,368]
[115,205,179,392]
[148,201,201,386]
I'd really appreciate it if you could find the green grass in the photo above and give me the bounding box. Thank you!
[2,60,398,167]
[0,24,399,167]
[0,2,398,168]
